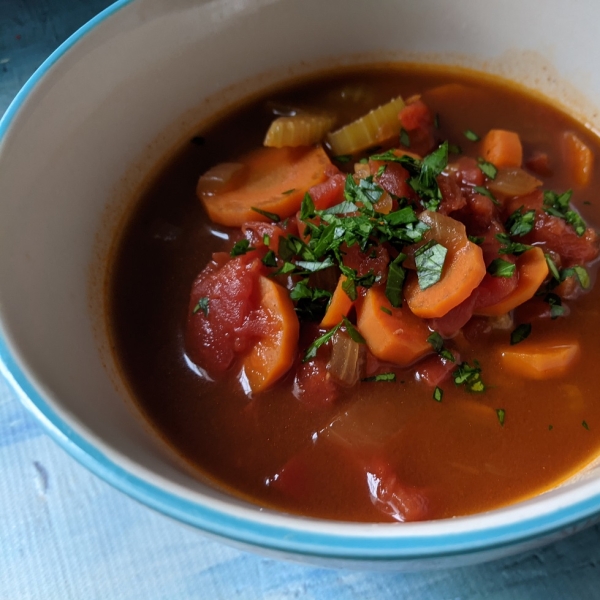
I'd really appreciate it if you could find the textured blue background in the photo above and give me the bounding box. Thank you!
[2,1,600,598]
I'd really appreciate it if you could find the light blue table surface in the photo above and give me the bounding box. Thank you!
[3,1,600,598]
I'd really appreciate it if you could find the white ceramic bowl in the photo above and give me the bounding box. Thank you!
[2,0,600,570]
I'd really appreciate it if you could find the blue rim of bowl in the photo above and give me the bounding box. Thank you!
[2,0,600,563]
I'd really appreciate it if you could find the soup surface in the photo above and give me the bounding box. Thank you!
[110,65,600,522]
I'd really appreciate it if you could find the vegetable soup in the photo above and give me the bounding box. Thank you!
[110,65,600,522]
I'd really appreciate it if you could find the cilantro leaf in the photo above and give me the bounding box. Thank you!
[400,128,410,147]
[496,408,506,426]
[303,323,342,362]
[561,265,590,289]
[290,280,331,321]
[385,253,407,307]
[433,386,443,402]
[343,317,366,344]
[543,292,565,319]
[192,297,209,317]
[510,323,531,345]
[333,154,352,163]
[545,253,561,281]
[543,190,586,237]
[496,232,531,256]
[453,361,486,393]
[427,331,455,362]
[415,241,447,290]
[477,158,498,180]
[251,207,281,222]
[464,129,480,141]
[505,207,536,237]
[262,250,278,267]
[230,239,254,257]
[488,258,516,278]
[473,185,500,206]
[362,373,396,382]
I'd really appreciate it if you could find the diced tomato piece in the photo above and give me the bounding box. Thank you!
[242,220,298,252]
[428,294,476,337]
[342,243,390,285]
[526,151,553,177]
[398,99,436,155]
[438,174,467,215]
[308,173,346,210]
[514,297,571,323]
[528,212,600,263]
[414,352,460,387]
[186,253,266,376]
[364,458,430,522]
[503,189,544,216]
[473,270,518,312]
[293,357,338,406]
[479,220,505,266]
[462,316,493,343]
[453,156,485,187]
[371,161,412,198]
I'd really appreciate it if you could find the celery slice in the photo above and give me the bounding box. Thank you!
[264,114,336,148]
[327,95,405,156]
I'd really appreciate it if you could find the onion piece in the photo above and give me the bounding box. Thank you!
[327,330,365,386]
[326,95,406,156]
[196,162,246,197]
[264,114,336,148]
[486,167,542,197]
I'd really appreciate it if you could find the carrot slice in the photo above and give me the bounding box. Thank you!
[481,129,523,168]
[321,275,354,328]
[404,211,486,319]
[499,340,580,379]
[475,247,549,316]
[198,146,331,227]
[242,276,299,393]
[357,285,431,367]
[563,131,593,188]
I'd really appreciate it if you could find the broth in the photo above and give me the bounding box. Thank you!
[110,65,600,522]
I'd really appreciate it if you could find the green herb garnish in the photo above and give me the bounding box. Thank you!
[583,420,590,431]
[251,207,281,222]
[385,253,407,307]
[426,331,455,362]
[230,239,254,257]
[433,387,444,402]
[543,293,565,319]
[496,408,506,426]
[510,323,531,345]
[464,129,480,142]
[192,297,209,317]
[488,258,516,278]
[543,190,586,236]
[415,240,447,290]
[473,185,500,206]
[453,361,486,393]
[333,154,352,163]
[380,306,392,315]
[477,158,498,180]
[496,233,531,256]
[362,372,396,382]
[400,128,410,147]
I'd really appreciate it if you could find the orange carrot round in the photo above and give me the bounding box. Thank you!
[242,276,299,393]
[198,146,331,227]
[481,129,523,168]
[321,275,354,328]
[475,247,549,316]
[404,211,486,319]
[500,340,580,379]
[357,284,431,367]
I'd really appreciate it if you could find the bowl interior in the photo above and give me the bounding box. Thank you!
[2,0,600,565]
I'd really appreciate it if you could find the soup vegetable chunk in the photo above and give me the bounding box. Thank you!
[111,66,600,522]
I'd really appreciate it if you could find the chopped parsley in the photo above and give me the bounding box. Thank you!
[545,253,561,281]
[343,316,366,345]
[448,144,462,155]
[192,297,209,317]
[453,361,486,393]
[510,323,531,345]
[496,233,531,256]
[468,235,485,245]
[543,190,586,236]
[543,293,565,319]
[583,420,590,431]
[333,154,352,163]
[290,280,331,321]
[464,129,480,142]
[415,240,447,290]
[488,258,516,278]
[380,306,392,315]
[262,250,278,267]
[433,386,443,402]
[282,188,296,195]
[263,233,270,246]
[473,185,500,206]
[496,408,506,426]
[505,207,536,237]
[385,253,407,307]
[362,372,396,382]
[303,322,341,362]
[251,206,281,222]
[426,331,455,362]
[561,265,590,289]
[477,158,498,180]
[230,239,254,257]
[400,128,410,147]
